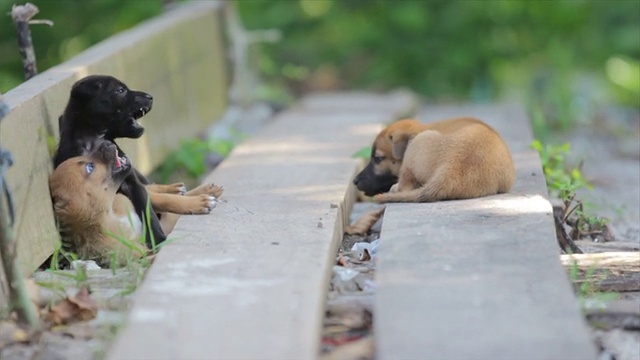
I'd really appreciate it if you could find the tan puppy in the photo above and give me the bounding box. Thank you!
[353,117,515,203]
[49,140,147,267]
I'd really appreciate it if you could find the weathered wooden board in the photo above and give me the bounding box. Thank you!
[374,104,597,359]
[107,92,416,360]
[562,251,640,292]
[0,1,227,307]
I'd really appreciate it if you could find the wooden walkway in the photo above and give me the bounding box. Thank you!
[107,96,596,359]
[107,92,415,359]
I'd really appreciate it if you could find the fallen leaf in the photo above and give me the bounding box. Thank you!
[51,322,95,340]
[344,207,385,236]
[0,321,30,347]
[320,335,374,360]
[336,253,350,267]
[46,285,97,325]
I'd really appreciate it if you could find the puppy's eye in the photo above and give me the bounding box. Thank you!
[373,155,384,164]
[85,163,94,174]
[115,87,126,94]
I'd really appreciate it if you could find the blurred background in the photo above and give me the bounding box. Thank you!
[0,0,638,140]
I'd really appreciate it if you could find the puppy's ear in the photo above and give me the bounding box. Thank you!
[389,131,412,160]
[70,79,102,102]
[52,197,68,214]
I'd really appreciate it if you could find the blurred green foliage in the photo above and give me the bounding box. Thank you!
[531,139,590,201]
[0,0,165,93]
[238,0,639,93]
[1,0,638,140]
[157,137,235,183]
[237,0,639,137]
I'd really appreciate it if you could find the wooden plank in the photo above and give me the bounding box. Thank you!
[375,104,597,359]
[107,92,416,360]
[562,252,640,292]
[0,1,227,307]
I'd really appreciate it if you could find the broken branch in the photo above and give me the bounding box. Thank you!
[10,3,53,80]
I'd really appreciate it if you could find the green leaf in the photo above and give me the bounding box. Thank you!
[352,146,371,159]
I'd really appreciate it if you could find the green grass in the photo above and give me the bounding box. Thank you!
[567,259,619,309]
[41,200,167,300]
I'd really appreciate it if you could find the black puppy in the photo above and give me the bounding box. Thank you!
[53,75,166,246]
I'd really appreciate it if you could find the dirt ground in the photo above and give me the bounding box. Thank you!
[0,267,143,359]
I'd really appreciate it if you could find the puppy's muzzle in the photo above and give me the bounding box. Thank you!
[353,161,397,196]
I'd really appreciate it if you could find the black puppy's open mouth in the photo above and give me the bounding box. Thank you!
[128,107,150,132]
[131,106,150,120]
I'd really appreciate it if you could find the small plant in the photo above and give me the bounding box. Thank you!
[157,136,238,183]
[531,140,590,201]
[532,139,614,245]
[565,202,614,243]
[567,259,619,308]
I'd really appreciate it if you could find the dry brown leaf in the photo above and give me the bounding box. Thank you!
[51,322,96,340]
[320,336,375,360]
[336,253,350,267]
[344,207,385,236]
[46,286,97,325]
[0,321,30,347]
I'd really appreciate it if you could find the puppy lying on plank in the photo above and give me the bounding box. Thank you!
[354,117,515,203]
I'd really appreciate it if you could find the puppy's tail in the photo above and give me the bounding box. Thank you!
[374,185,441,203]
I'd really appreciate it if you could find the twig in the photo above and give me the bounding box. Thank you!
[0,149,39,328]
[553,205,583,254]
[563,200,582,224]
[561,193,576,221]
[10,3,54,80]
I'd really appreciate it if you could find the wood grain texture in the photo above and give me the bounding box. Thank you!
[562,252,640,292]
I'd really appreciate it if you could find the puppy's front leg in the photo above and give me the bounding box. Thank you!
[159,212,179,235]
[149,192,217,214]
[146,183,186,195]
[185,183,224,198]
[156,189,222,235]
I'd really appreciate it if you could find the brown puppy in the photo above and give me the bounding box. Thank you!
[353,117,515,203]
[49,140,147,267]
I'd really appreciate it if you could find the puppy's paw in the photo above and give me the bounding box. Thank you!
[210,184,224,198]
[189,183,224,198]
[190,194,218,214]
[373,193,389,203]
[169,182,187,195]
[389,184,399,193]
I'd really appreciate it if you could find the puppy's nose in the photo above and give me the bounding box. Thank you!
[145,94,153,101]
